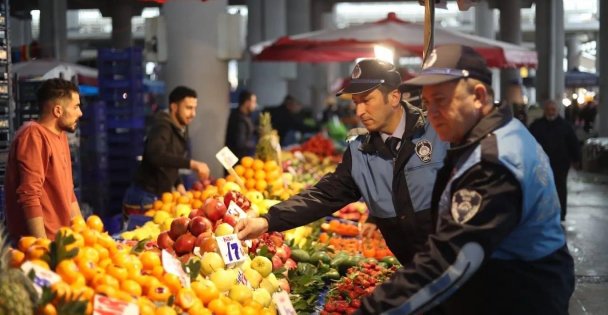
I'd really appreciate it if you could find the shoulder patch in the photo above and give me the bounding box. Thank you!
[451,189,482,224]
[415,139,433,163]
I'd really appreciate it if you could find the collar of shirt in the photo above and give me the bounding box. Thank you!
[380,108,406,145]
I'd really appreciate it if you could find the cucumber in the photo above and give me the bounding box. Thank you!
[290,248,311,263]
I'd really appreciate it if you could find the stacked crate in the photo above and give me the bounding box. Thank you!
[79,100,108,215]
[0,0,9,221]
[97,47,146,218]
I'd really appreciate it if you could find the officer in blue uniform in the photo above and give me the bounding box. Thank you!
[356,45,574,315]
[236,59,449,265]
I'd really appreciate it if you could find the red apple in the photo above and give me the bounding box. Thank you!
[196,235,218,253]
[174,233,196,256]
[157,231,174,250]
[188,208,204,219]
[272,255,284,269]
[203,198,227,222]
[189,216,211,236]
[284,258,297,270]
[169,217,190,240]
[222,214,238,227]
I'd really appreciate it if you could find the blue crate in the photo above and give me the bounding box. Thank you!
[79,122,107,136]
[107,129,145,144]
[98,47,143,62]
[99,90,144,103]
[105,105,146,117]
[106,117,145,130]
[98,79,144,90]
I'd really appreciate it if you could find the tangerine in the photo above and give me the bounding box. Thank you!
[25,245,47,261]
[161,192,174,204]
[175,287,198,309]
[139,251,161,271]
[18,236,38,252]
[9,248,25,268]
[240,156,254,168]
[147,283,171,302]
[155,306,177,315]
[263,160,279,172]
[252,159,265,171]
[255,179,268,192]
[86,215,104,232]
[234,165,246,176]
[207,298,227,315]
[153,200,164,210]
[55,259,80,284]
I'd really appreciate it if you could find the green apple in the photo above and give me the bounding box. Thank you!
[252,288,272,307]
[229,284,253,303]
[259,278,276,295]
[210,269,237,292]
[214,223,235,236]
[250,256,272,277]
[243,268,263,288]
[200,252,225,275]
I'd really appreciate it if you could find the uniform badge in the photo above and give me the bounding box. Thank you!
[451,189,482,224]
[415,140,432,163]
[352,64,362,79]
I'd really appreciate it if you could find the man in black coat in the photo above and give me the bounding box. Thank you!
[225,90,257,158]
[529,99,581,221]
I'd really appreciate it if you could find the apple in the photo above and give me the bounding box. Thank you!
[188,216,210,236]
[210,269,237,292]
[272,255,284,269]
[174,233,196,256]
[250,256,273,277]
[243,268,263,288]
[169,217,190,240]
[157,231,174,250]
[252,288,272,307]
[179,253,196,264]
[229,284,253,303]
[188,208,204,219]
[192,181,204,191]
[200,252,225,275]
[284,258,297,270]
[275,244,291,261]
[277,278,291,293]
[203,198,227,222]
[222,214,239,227]
[259,276,279,295]
[196,234,218,253]
[214,223,235,236]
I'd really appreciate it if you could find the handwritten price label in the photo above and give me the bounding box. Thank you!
[216,234,246,265]
[272,291,296,315]
[227,201,248,219]
[93,294,138,315]
[21,261,61,297]
[161,249,191,289]
[216,147,239,170]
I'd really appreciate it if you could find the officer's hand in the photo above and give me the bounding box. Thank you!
[235,217,269,240]
[361,222,378,238]
[191,160,210,180]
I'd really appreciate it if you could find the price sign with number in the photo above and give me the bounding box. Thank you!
[93,294,138,315]
[272,291,297,315]
[216,146,239,170]
[227,201,247,219]
[161,250,190,289]
[216,234,246,265]
[21,261,61,296]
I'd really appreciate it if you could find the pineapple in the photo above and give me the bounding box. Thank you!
[255,112,281,163]
[0,225,37,315]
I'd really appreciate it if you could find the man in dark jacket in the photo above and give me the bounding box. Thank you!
[355,45,573,315]
[236,59,449,265]
[529,99,581,221]
[225,90,257,158]
[123,86,210,215]
[266,95,318,146]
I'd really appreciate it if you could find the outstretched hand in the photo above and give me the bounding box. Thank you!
[235,217,269,240]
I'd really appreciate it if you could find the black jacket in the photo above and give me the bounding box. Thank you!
[263,104,440,264]
[529,116,580,174]
[134,111,190,196]
[225,108,255,159]
[357,103,574,315]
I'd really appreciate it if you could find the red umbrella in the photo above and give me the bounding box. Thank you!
[251,13,537,68]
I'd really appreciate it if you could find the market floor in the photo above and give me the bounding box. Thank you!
[565,170,608,315]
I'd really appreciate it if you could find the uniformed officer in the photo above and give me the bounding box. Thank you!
[236,59,449,265]
[356,45,574,315]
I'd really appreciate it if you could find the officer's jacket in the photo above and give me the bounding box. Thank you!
[264,103,449,264]
[357,102,575,315]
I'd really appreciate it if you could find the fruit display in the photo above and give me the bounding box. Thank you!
[291,133,337,157]
[282,151,339,189]
[333,202,368,222]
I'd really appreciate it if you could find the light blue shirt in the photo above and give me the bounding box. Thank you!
[380,108,406,150]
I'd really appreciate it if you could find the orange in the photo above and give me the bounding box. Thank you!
[114,290,135,303]
[234,165,246,176]
[192,191,202,200]
[173,191,181,200]
[192,281,219,305]
[147,283,171,302]
[136,275,159,294]
[263,160,279,172]
[71,216,87,232]
[207,298,227,315]
[241,306,259,315]
[39,303,57,315]
[175,288,198,309]
[151,264,165,278]
[254,170,266,181]
[243,168,254,180]
[9,248,25,268]
[139,251,161,271]
[161,192,174,203]
[255,179,268,192]
[252,159,264,171]
[18,236,38,252]
[137,298,157,315]
[188,300,211,315]
[77,246,100,263]
[106,264,129,281]
[50,281,72,301]
[225,303,242,315]
[34,237,52,249]
[80,229,98,246]
[155,306,177,315]
[56,259,80,284]
[225,174,236,183]
[86,215,104,232]
[240,156,254,168]
[245,178,256,190]
[192,199,203,210]
[178,195,190,204]
[121,279,142,297]
[71,273,87,288]
[92,273,120,289]
[153,200,164,210]
[93,244,109,260]
[162,273,182,294]
[215,178,227,189]
[161,203,173,213]
[95,284,117,298]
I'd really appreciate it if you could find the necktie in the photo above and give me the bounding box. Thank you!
[385,137,401,157]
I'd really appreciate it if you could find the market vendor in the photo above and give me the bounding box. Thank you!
[123,86,210,217]
[355,45,574,314]
[236,59,449,264]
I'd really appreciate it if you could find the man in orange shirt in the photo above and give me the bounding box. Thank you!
[5,78,83,241]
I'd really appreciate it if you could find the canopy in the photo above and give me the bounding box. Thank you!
[12,60,98,86]
[565,68,598,88]
[251,13,537,68]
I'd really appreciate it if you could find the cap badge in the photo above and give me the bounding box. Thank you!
[352,64,362,79]
[415,139,432,163]
[422,49,438,69]
[451,189,482,224]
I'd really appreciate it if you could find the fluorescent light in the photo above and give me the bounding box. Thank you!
[374,45,394,64]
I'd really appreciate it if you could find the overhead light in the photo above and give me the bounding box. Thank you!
[374,45,395,64]
[562,98,572,107]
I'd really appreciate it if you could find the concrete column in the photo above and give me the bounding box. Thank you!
[9,15,33,47]
[535,0,566,104]
[599,0,608,136]
[310,0,336,116]
[498,0,522,103]
[286,0,313,109]
[248,0,288,108]
[475,0,495,39]
[566,36,581,71]
[163,0,230,177]
[111,0,134,49]
[38,0,67,60]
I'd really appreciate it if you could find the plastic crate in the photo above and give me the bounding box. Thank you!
[79,122,107,137]
[98,79,144,90]
[107,129,145,144]
[99,89,144,103]
[98,47,143,62]
[106,117,145,129]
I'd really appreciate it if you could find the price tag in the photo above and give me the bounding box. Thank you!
[161,249,191,289]
[236,269,251,288]
[272,291,296,315]
[215,234,246,265]
[93,294,138,315]
[216,146,239,170]
[21,261,61,296]
[227,201,248,219]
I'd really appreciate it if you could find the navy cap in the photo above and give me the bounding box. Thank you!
[404,44,492,86]
[337,59,402,96]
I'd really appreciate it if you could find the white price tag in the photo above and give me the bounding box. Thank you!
[21,261,61,296]
[93,294,138,315]
[216,146,239,170]
[272,291,296,315]
[227,201,248,219]
[215,234,246,265]
[161,249,191,289]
